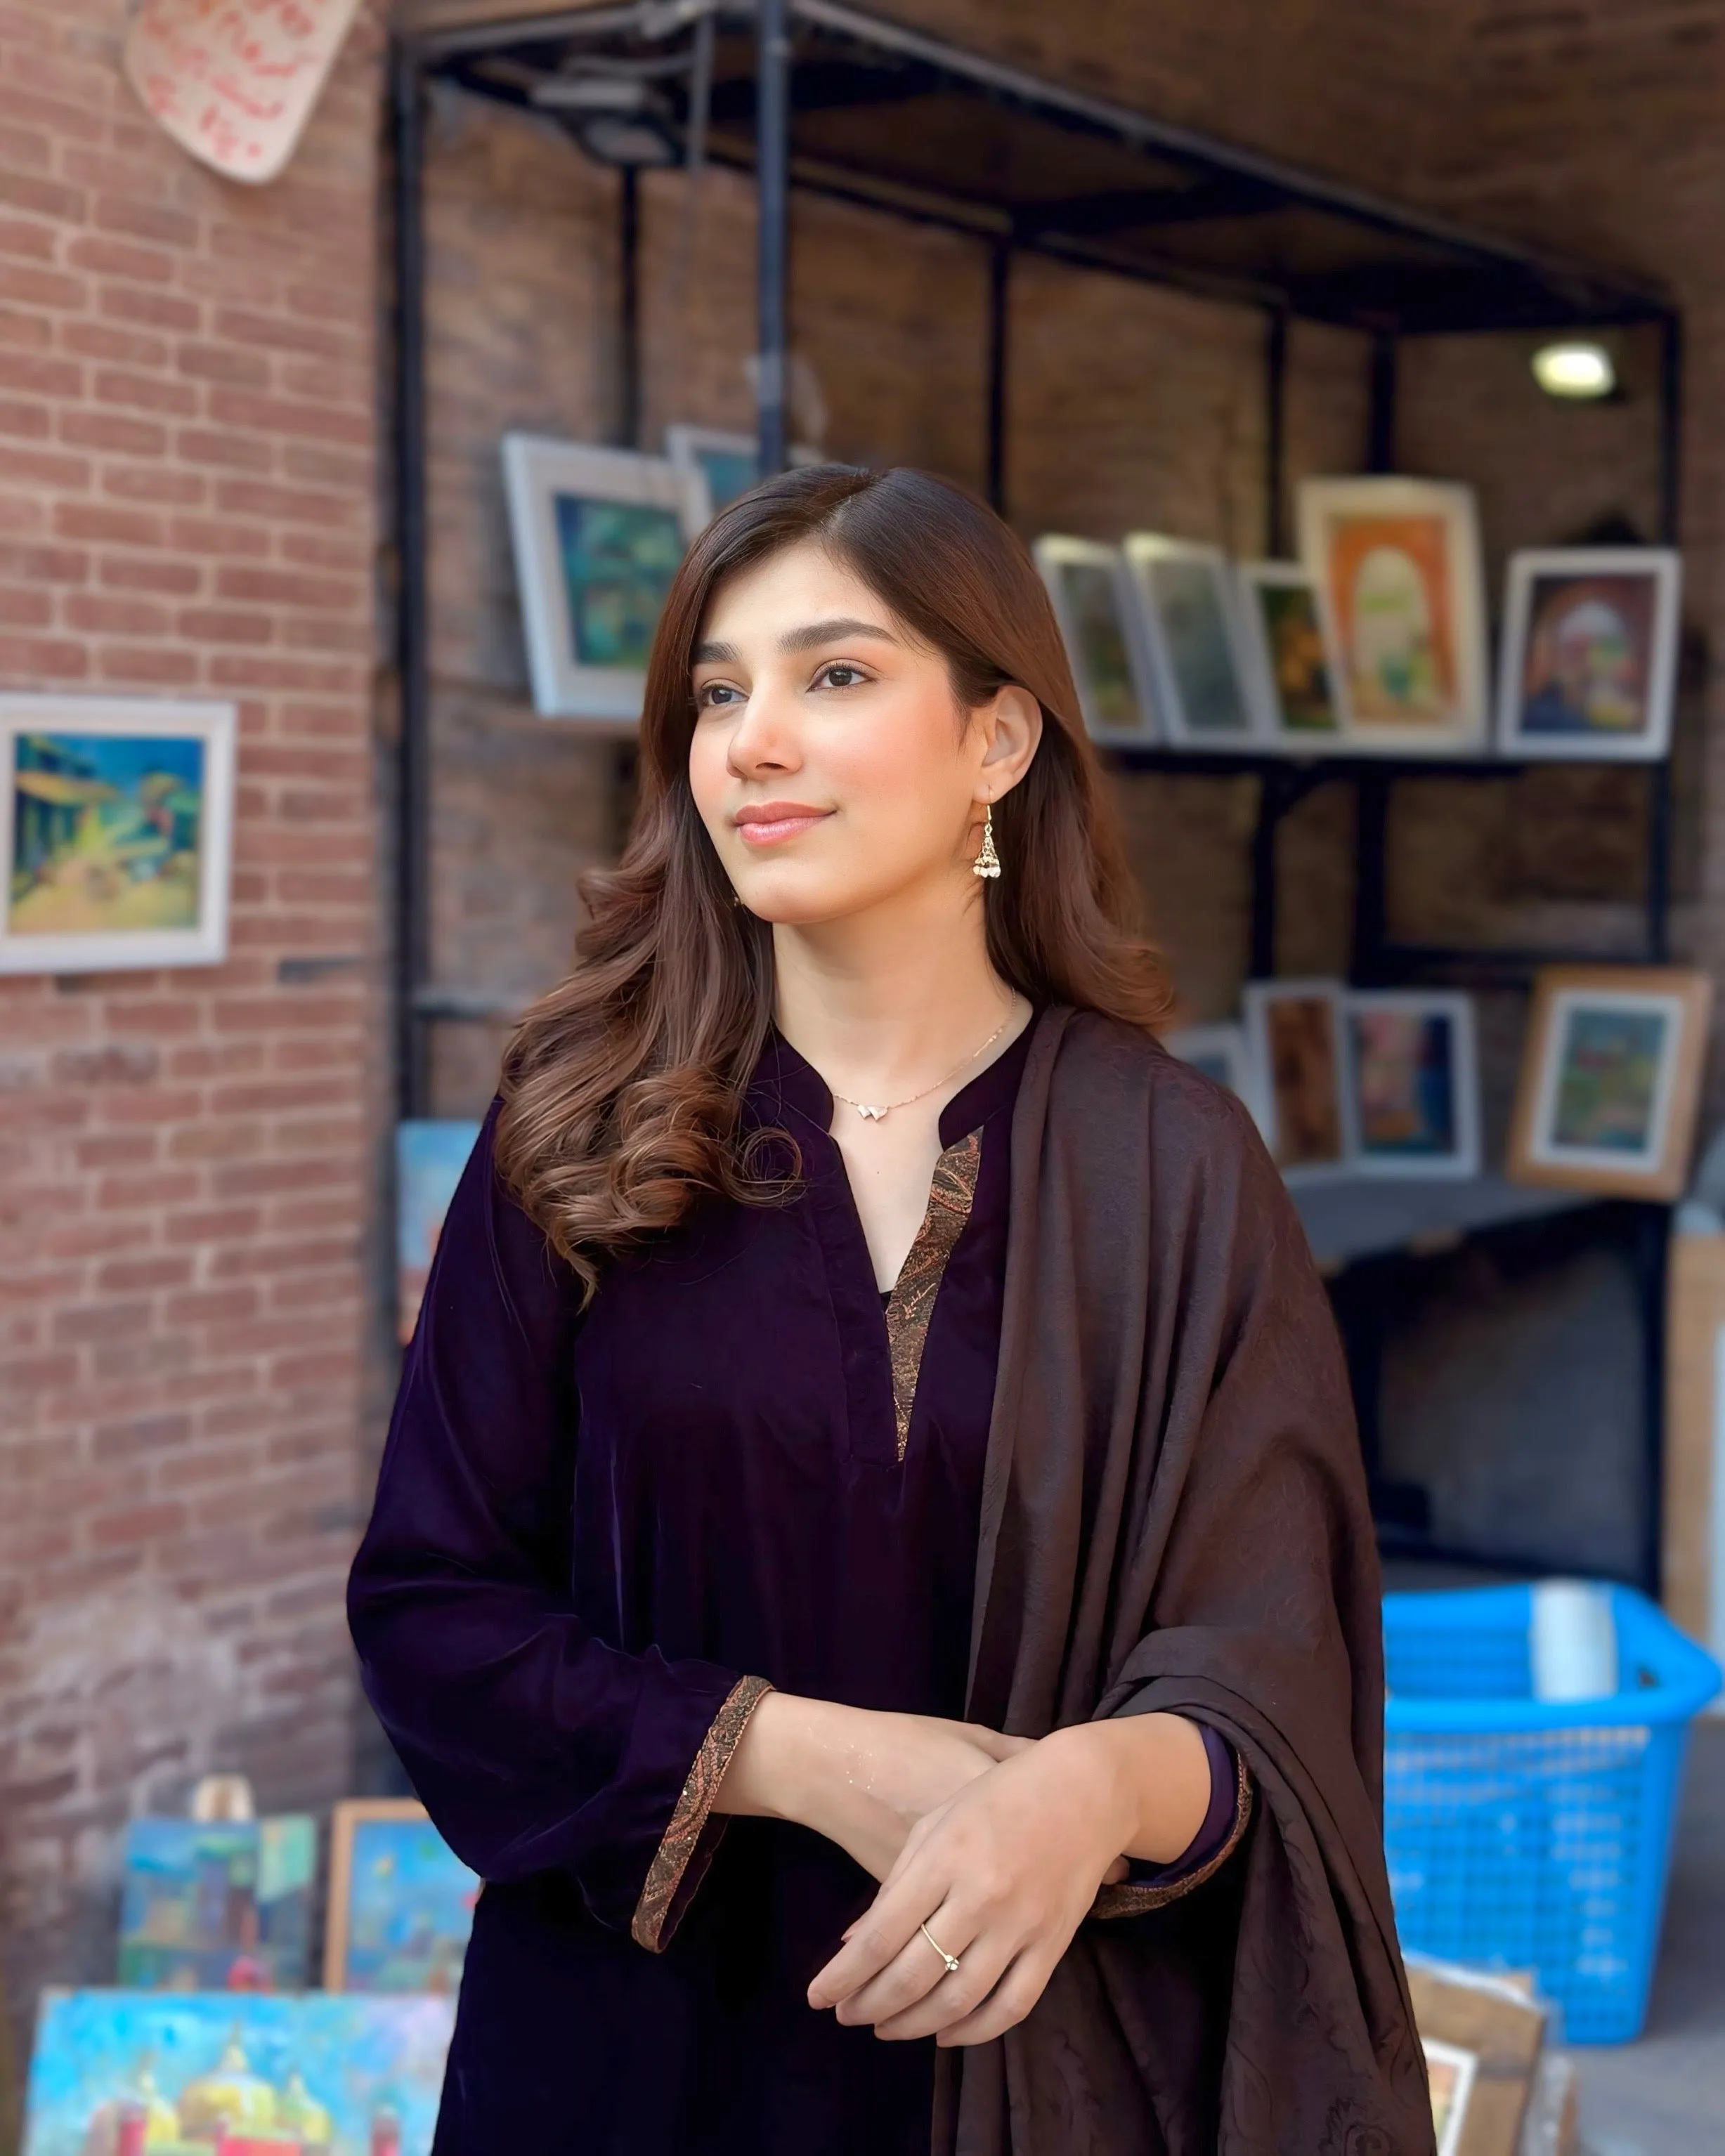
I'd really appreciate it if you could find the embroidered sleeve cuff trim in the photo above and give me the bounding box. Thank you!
[1087,1750,1254,1921]
[631,1674,774,1953]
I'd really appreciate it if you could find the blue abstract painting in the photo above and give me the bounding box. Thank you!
[337,1812,479,1997]
[117,1817,315,1992]
[23,1989,453,2156]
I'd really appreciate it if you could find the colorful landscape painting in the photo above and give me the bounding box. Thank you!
[1147,554,1251,734]
[1328,513,1456,727]
[8,731,204,939]
[1252,579,1340,733]
[395,1122,481,1346]
[1549,1005,1667,1156]
[1350,1008,1457,1161]
[1517,570,1658,739]
[552,494,684,670]
[1060,559,1141,733]
[332,1808,479,1997]
[23,1990,454,2156]
[118,1818,315,1993]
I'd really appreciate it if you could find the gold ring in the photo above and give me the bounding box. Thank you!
[918,1921,961,1976]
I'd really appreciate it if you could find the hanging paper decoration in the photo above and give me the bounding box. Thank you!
[122,0,365,185]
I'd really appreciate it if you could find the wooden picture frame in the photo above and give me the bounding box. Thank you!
[1342,990,1481,1179]
[1235,561,1347,747]
[501,433,703,721]
[1496,546,1682,762]
[1296,476,1490,755]
[1120,535,1263,749]
[1406,1959,1548,2156]
[1,693,236,975]
[1242,978,1350,1181]
[323,1799,480,1996]
[1507,965,1712,1201]
[1032,535,1159,745]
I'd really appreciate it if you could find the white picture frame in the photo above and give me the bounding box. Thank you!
[1235,561,1348,749]
[1296,476,1490,756]
[501,433,703,722]
[1496,545,1682,762]
[1121,534,1263,750]
[1341,990,1480,1179]
[1,693,236,974]
[1421,2036,1479,2156]
[1242,977,1350,1182]
[663,425,823,525]
[1032,535,1159,745]
[1162,1021,1270,1139]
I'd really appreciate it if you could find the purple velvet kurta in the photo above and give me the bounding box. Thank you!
[348,1026,1234,2155]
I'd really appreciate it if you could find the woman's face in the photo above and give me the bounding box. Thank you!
[686,540,1039,927]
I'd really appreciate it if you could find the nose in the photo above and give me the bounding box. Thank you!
[726,668,803,780]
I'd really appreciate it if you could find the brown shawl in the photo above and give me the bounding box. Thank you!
[934,1006,1435,2156]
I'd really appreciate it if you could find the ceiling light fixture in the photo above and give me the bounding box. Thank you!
[1530,340,1617,401]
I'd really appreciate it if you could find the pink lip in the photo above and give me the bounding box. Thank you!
[734,802,833,845]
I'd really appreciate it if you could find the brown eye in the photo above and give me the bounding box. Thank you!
[819,664,864,689]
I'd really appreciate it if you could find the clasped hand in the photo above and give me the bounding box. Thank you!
[717,1695,1206,2049]
[805,1723,1142,2047]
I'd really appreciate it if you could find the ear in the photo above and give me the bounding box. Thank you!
[975,684,1042,798]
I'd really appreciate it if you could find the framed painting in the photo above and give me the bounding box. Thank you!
[1421,2037,1479,2156]
[23,1988,454,2156]
[1296,477,1490,754]
[117,1816,315,1992]
[1121,535,1262,748]
[324,1800,481,1997]
[1341,991,1480,1179]
[1236,562,1346,747]
[1496,547,1681,762]
[1,695,235,975]
[1508,965,1712,1200]
[1161,1021,1269,1139]
[396,1121,482,1347]
[1032,535,1158,745]
[1242,978,1349,1181]
[500,434,702,721]
[663,425,822,523]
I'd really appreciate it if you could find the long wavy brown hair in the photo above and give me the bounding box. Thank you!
[495,464,1172,1297]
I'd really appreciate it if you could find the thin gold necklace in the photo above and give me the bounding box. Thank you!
[828,1012,1014,1122]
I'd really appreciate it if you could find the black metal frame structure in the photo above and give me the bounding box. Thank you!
[387,0,1683,1588]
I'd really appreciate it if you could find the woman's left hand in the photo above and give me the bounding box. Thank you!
[806,1718,1195,2047]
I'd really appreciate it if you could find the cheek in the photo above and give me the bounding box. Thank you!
[685,726,729,837]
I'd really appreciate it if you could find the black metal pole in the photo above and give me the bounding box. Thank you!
[985,238,1010,514]
[618,164,642,450]
[391,42,431,1123]
[1352,766,1388,984]
[1367,329,1398,473]
[1657,310,1683,547]
[1249,769,1284,979]
[1263,306,1287,555]
[755,0,791,476]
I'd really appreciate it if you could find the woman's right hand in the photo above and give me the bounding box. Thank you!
[717,1693,1030,1881]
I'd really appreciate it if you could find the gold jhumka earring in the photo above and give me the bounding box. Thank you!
[971,802,1001,880]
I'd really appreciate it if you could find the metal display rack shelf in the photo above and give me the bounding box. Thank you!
[389,0,1682,1589]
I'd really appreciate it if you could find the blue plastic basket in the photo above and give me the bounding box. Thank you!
[1382,1583,1720,2044]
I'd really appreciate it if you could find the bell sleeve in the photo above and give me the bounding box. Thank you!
[346,1102,770,1946]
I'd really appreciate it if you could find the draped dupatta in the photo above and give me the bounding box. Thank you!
[935,1007,1435,2156]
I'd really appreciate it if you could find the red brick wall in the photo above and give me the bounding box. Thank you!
[0,0,386,2066]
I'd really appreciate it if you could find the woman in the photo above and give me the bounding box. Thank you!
[349,466,1433,2155]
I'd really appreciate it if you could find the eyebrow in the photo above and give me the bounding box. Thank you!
[691,617,900,667]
